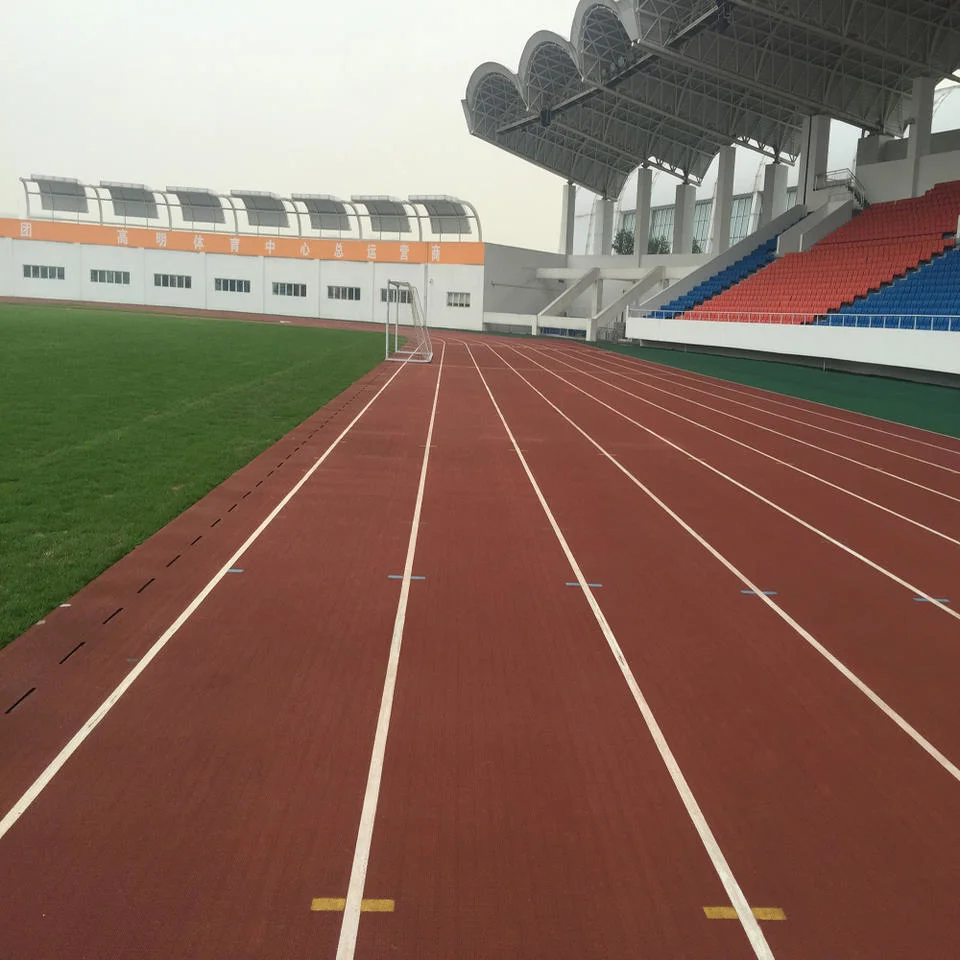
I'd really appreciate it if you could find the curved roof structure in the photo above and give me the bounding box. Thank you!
[18,176,483,241]
[462,0,960,197]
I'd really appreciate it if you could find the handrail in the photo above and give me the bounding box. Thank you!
[630,309,960,332]
[814,169,869,208]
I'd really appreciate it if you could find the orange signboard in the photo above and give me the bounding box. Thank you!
[0,218,485,266]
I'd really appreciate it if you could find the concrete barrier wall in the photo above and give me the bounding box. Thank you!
[625,316,960,377]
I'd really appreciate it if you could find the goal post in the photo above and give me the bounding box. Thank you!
[384,280,433,363]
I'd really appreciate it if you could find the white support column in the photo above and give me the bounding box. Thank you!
[672,182,696,254]
[907,76,935,198]
[634,166,652,264]
[560,180,577,256]
[710,146,735,255]
[599,197,615,255]
[759,162,789,227]
[588,278,603,342]
[797,115,830,207]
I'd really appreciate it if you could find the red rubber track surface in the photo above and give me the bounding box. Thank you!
[2,334,959,959]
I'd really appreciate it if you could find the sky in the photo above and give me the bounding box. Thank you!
[1,1,958,253]
[0,0,579,251]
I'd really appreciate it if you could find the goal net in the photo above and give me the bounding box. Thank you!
[384,280,433,363]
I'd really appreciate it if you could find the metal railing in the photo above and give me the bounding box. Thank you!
[813,169,869,208]
[596,319,626,342]
[630,309,960,332]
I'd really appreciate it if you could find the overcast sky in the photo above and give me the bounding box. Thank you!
[0,0,580,250]
[1,1,958,252]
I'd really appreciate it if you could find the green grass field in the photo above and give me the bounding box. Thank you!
[600,342,960,438]
[0,303,385,649]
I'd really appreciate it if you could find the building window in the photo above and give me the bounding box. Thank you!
[215,278,251,293]
[446,291,471,308]
[649,206,674,253]
[23,264,65,280]
[786,186,798,209]
[380,287,411,304]
[90,269,130,284]
[692,199,712,252]
[327,285,360,301]
[272,282,306,297]
[154,273,192,289]
[621,211,636,235]
[729,195,755,246]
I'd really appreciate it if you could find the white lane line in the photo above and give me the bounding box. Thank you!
[503,345,960,625]
[579,346,960,456]
[484,342,960,787]
[520,345,960,548]
[462,341,776,960]
[0,362,411,845]
[560,347,960,475]
[539,346,960,505]
[335,342,446,960]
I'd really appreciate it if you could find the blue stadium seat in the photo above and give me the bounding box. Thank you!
[824,246,960,330]
[656,236,780,317]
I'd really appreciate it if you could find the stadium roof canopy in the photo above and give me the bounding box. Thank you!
[462,0,960,197]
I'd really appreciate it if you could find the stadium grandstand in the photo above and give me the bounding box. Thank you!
[7,0,960,386]
[462,0,960,382]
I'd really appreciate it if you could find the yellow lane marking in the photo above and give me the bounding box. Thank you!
[311,898,395,913]
[360,899,396,912]
[704,907,787,921]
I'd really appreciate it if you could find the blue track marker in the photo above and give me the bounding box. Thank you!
[914,597,950,603]
[388,575,426,580]
[566,582,603,588]
[741,590,778,596]
[228,568,244,574]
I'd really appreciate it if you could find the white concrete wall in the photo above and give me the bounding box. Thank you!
[206,253,267,314]
[0,238,11,295]
[144,250,209,310]
[482,243,566,316]
[263,257,320,319]
[425,264,485,331]
[482,311,536,331]
[318,260,372,323]
[777,199,854,255]
[625,316,960,377]
[81,245,149,306]
[855,140,960,203]
[11,240,83,301]
[856,157,914,203]
[0,238,486,331]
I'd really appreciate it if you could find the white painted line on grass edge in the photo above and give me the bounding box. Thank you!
[0,362,410,844]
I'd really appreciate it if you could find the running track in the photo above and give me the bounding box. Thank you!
[2,336,959,959]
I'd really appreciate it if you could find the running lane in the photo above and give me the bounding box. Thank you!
[0,360,442,960]
[352,341,763,960]
[510,341,960,591]
[532,343,960,537]
[567,344,960,474]
[468,339,960,959]
[493,340,960,761]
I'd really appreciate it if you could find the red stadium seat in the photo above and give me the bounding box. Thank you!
[682,180,960,323]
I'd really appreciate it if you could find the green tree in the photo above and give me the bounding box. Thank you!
[647,235,671,255]
[692,238,703,254]
[612,228,634,255]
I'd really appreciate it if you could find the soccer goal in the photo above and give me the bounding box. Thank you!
[384,280,433,363]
